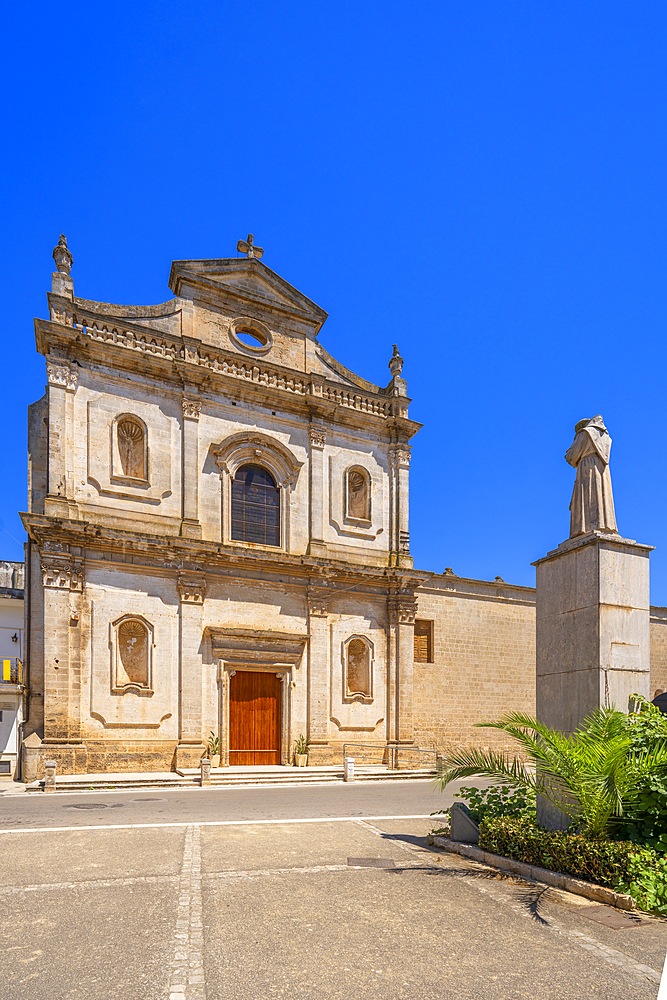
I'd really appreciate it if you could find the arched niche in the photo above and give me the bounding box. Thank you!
[343,635,374,703]
[112,413,149,484]
[345,465,371,523]
[111,614,154,694]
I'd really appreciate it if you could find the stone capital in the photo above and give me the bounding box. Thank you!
[182,397,202,420]
[46,359,78,392]
[177,573,206,604]
[309,426,326,449]
[388,596,417,626]
[390,444,411,469]
[307,594,329,618]
[40,550,83,591]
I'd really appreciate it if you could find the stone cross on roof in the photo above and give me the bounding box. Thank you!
[236,233,264,260]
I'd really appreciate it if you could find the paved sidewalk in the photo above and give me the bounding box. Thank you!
[0,811,664,999]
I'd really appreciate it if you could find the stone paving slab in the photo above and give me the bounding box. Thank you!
[201,820,399,873]
[201,861,660,1000]
[0,812,663,999]
[0,827,185,887]
[0,882,177,1000]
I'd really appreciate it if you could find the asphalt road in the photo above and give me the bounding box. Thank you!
[0,781,665,999]
[0,778,449,830]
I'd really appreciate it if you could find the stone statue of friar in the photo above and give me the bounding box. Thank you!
[565,415,617,537]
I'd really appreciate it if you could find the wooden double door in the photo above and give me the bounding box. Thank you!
[229,670,282,765]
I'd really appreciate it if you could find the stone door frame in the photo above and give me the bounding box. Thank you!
[217,662,291,766]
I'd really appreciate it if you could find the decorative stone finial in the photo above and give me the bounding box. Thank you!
[52,234,73,275]
[388,344,404,377]
[236,233,264,260]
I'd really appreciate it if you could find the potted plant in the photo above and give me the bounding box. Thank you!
[294,733,309,767]
[206,731,221,768]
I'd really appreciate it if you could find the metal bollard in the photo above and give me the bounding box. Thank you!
[44,759,57,793]
[200,758,211,786]
[343,757,355,782]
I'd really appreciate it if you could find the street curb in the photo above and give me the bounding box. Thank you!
[427,835,637,912]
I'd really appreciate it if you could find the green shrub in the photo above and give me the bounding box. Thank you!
[436,704,667,838]
[479,816,667,916]
[618,849,667,916]
[614,697,667,851]
[454,785,535,824]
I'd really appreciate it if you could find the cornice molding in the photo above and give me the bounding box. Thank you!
[36,312,420,432]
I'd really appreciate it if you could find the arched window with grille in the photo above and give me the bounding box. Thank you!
[231,464,281,546]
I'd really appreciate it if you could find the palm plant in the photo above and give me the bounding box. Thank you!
[436,708,667,838]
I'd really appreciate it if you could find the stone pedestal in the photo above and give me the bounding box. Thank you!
[535,531,652,735]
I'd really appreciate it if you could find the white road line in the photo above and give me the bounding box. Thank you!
[169,825,206,1000]
[0,813,435,836]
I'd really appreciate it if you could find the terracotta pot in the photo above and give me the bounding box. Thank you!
[294,753,308,767]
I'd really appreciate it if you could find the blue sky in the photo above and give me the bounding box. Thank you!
[3,3,667,599]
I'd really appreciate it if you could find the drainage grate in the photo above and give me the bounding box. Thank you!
[347,858,396,868]
[64,803,125,810]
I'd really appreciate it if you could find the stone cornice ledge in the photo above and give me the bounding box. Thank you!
[20,513,432,588]
[35,314,418,430]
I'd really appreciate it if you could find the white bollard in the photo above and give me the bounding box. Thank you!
[344,757,355,782]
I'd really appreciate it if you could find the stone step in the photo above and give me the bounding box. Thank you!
[26,765,437,792]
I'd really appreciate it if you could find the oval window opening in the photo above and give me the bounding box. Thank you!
[235,329,266,348]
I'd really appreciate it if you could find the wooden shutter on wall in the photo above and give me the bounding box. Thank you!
[414,619,433,663]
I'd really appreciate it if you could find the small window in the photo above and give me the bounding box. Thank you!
[231,464,281,547]
[346,466,371,521]
[0,760,11,774]
[235,329,266,349]
[414,620,433,663]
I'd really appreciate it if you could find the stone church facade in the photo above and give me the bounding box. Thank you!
[21,238,667,776]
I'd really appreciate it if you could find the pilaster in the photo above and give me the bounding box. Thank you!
[40,545,84,742]
[44,359,78,519]
[176,573,206,766]
[389,444,412,568]
[307,425,327,557]
[181,396,202,539]
[307,589,330,742]
[387,593,416,745]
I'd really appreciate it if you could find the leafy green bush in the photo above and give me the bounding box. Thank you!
[454,785,535,824]
[618,849,667,915]
[480,816,667,915]
[614,696,667,851]
[436,705,667,838]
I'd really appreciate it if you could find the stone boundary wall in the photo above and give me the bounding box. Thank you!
[414,575,536,754]
[415,578,667,754]
[650,607,667,698]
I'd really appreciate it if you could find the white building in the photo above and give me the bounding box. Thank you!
[0,561,25,778]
